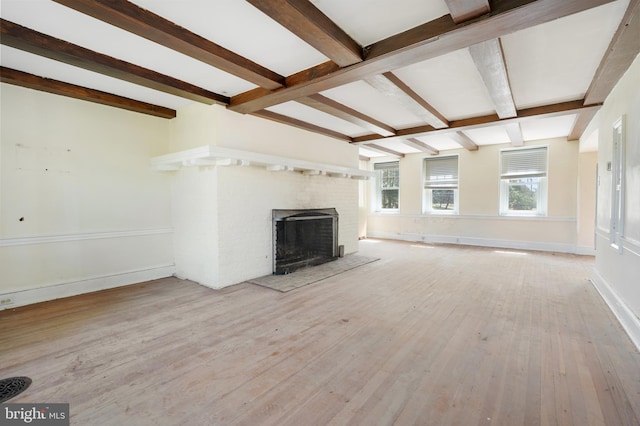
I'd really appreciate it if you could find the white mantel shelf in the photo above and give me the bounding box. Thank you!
[151,145,374,179]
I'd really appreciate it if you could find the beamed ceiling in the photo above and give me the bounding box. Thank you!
[1,0,639,158]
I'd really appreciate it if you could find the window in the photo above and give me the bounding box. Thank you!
[610,116,625,252]
[423,156,458,214]
[374,161,399,211]
[500,147,548,216]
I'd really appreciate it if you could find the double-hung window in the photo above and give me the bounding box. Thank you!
[500,147,548,216]
[423,156,459,214]
[374,161,399,211]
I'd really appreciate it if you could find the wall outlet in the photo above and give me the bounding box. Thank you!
[0,298,14,306]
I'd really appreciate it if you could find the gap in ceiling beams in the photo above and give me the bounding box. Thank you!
[52,0,285,90]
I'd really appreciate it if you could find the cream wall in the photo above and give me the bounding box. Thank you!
[358,159,369,239]
[0,87,361,305]
[0,84,174,308]
[591,54,640,350]
[577,151,598,253]
[170,103,356,168]
[367,138,583,252]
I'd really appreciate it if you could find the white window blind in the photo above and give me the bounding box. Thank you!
[500,147,547,179]
[374,161,400,189]
[374,161,399,171]
[424,156,458,188]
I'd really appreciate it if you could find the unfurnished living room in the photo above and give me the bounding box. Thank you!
[1,0,639,424]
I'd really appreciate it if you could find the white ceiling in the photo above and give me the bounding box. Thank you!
[322,81,426,130]
[131,0,329,78]
[502,1,629,109]
[309,0,451,45]
[0,0,632,158]
[393,48,497,121]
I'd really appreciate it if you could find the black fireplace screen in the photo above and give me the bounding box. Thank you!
[273,208,338,275]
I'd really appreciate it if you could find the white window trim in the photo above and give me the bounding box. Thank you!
[372,161,400,213]
[499,177,548,216]
[499,146,549,217]
[610,116,626,253]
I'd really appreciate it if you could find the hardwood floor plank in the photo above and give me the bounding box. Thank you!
[1,240,638,425]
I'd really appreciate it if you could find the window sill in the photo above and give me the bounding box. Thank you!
[423,211,459,216]
[499,213,547,218]
[368,213,573,222]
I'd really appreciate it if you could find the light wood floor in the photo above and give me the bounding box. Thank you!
[2,240,639,425]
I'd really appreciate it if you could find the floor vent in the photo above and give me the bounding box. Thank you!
[0,376,32,403]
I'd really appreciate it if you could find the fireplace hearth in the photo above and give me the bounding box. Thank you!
[272,208,339,275]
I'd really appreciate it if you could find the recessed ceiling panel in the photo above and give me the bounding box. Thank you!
[502,1,628,109]
[416,135,464,152]
[393,49,497,121]
[1,0,257,96]
[266,101,369,137]
[520,114,577,141]
[321,81,425,130]
[309,0,450,46]
[374,140,421,154]
[0,46,192,110]
[359,147,386,158]
[462,127,511,146]
[131,0,329,76]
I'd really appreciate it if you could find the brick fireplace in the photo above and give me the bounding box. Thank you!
[160,104,367,289]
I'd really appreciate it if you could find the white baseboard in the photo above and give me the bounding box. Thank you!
[591,269,640,352]
[575,245,596,256]
[366,231,588,255]
[0,265,175,310]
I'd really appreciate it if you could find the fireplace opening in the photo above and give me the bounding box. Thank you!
[273,208,338,275]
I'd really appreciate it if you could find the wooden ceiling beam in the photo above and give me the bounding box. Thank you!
[363,144,405,158]
[0,19,228,105]
[449,131,479,151]
[454,100,600,129]
[468,38,517,118]
[584,0,640,105]
[505,122,524,146]
[365,72,449,129]
[352,99,601,144]
[229,0,617,114]
[52,0,285,90]
[297,94,396,137]
[1,67,176,119]
[246,0,362,67]
[444,0,491,23]
[567,108,601,141]
[447,0,518,121]
[251,109,352,142]
[232,60,342,106]
[402,138,440,155]
[286,60,342,87]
